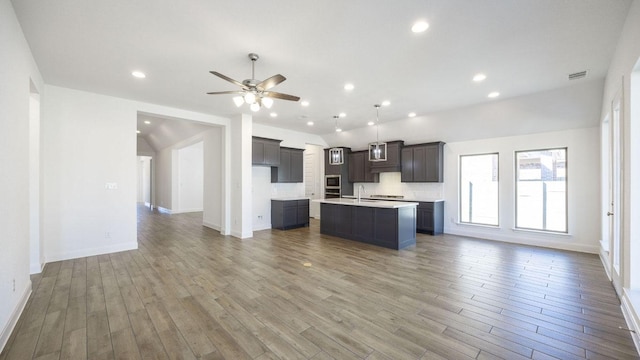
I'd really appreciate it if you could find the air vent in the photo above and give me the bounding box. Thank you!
[568,70,588,80]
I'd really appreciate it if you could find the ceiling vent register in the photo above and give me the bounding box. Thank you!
[568,70,588,81]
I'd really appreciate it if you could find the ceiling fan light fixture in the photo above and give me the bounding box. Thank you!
[233,96,244,107]
[244,92,256,104]
[262,97,274,109]
[250,103,260,112]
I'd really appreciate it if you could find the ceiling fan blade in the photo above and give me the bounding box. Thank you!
[263,91,300,102]
[209,71,244,88]
[256,74,286,91]
[206,91,244,95]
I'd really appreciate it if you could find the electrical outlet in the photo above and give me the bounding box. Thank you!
[105,232,111,239]
[258,215,263,219]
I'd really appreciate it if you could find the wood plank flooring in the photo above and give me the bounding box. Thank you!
[1,205,638,359]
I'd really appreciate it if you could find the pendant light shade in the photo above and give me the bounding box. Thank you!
[329,115,344,165]
[369,105,387,162]
[329,147,344,165]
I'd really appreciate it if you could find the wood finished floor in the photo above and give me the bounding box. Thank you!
[1,206,638,360]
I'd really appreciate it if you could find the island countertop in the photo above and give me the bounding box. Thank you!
[313,198,418,209]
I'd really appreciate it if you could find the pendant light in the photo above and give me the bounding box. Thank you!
[368,105,387,161]
[329,115,344,165]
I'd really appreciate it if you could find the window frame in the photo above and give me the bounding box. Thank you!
[514,147,568,234]
[458,152,500,227]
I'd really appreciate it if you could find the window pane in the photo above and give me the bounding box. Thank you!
[516,148,567,232]
[460,153,499,226]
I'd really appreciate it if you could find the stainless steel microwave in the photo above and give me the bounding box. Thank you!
[325,175,340,188]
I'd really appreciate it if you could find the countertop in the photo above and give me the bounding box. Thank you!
[341,195,444,202]
[271,196,310,201]
[313,198,418,209]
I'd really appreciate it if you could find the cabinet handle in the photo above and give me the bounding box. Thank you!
[607,212,614,216]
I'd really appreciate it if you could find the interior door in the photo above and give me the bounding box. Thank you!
[304,144,322,218]
[609,89,624,297]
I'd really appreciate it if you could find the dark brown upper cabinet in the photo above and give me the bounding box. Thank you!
[401,142,445,182]
[370,140,404,173]
[252,136,282,166]
[348,150,379,183]
[271,147,304,183]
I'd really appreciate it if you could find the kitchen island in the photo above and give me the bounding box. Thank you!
[314,198,418,249]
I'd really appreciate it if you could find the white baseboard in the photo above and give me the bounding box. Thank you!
[621,289,640,355]
[29,261,44,275]
[202,220,220,231]
[171,208,204,214]
[45,241,138,263]
[444,228,599,254]
[599,247,612,281]
[157,206,172,214]
[0,279,32,353]
[230,230,253,239]
[253,224,272,231]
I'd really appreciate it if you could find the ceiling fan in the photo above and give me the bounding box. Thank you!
[207,53,300,111]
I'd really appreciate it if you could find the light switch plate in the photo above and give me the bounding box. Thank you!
[105,182,118,190]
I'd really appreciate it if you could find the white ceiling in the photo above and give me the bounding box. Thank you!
[12,0,632,135]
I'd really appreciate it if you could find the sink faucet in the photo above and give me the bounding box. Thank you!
[357,185,365,202]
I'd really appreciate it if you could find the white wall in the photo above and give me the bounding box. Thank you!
[42,86,139,261]
[322,79,604,149]
[250,124,325,231]
[0,0,44,351]
[203,128,224,231]
[597,0,640,350]
[444,127,600,253]
[177,141,204,213]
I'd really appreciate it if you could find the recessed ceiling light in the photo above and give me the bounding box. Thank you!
[408,112,416,118]
[381,100,391,106]
[131,71,146,79]
[301,101,309,107]
[411,20,429,33]
[488,91,500,98]
[339,112,346,118]
[473,73,487,82]
[144,120,151,124]
[307,121,314,126]
[344,83,354,91]
[270,112,277,117]
[367,121,375,126]
[136,130,141,134]
[335,128,342,132]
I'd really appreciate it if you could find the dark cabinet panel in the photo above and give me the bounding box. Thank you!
[319,202,416,249]
[271,147,304,183]
[401,142,445,182]
[324,148,353,196]
[290,149,303,182]
[297,200,309,225]
[252,137,281,166]
[271,199,309,230]
[348,151,379,183]
[416,201,444,235]
[370,141,404,173]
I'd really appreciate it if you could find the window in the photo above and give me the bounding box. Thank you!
[515,148,567,232]
[460,153,499,226]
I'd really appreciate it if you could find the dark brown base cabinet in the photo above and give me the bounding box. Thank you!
[416,201,444,235]
[271,199,309,230]
[320,203,416,249]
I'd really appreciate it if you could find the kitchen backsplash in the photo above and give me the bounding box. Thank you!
[271,182,305,198]
[354,172,443,200]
